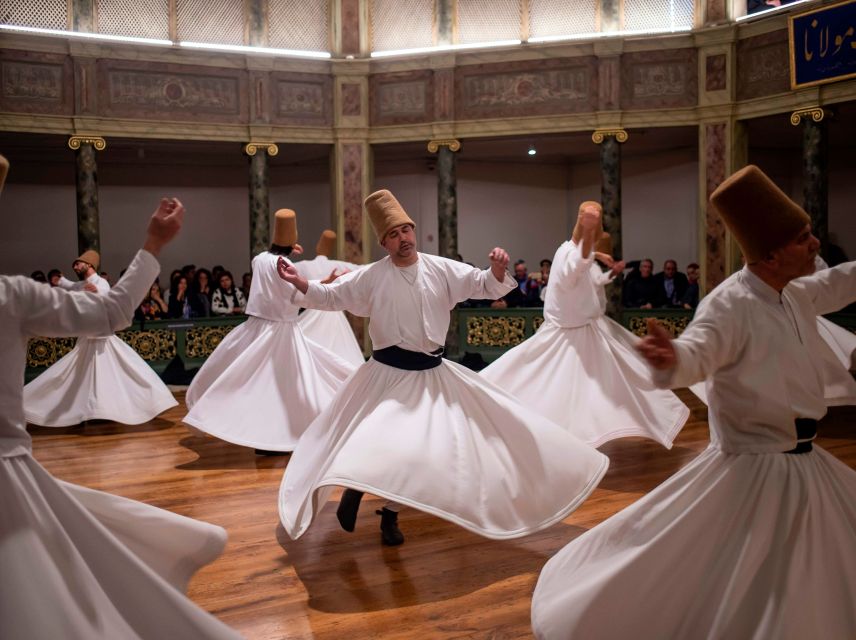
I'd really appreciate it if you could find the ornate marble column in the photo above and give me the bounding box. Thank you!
[245,142,278,258]
[593,129,627,317]
[69,136,105,255]
[429,139,461,259]
[791,107,828,253]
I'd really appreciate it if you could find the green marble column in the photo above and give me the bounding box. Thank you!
[74,142,101,254]
[802,117,828,254]
[597,132,625,317]
[437,145,458,260]
[247,144,274,258]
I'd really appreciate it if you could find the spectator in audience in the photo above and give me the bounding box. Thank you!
[241,271,253,300]
[164,268,182,304]
[211,265,225,288]
[622,258,660,309]
[168,275,192,319]
[502,260,540,307]
[531,258,552,303]
[30,270,47,283]
[190,268,213,317]
[181,264,196,284]
[681,262,700,309]
[47,269,62,287]
[136,281,168,321]
[653,259,689,307]
[211,270,246,315]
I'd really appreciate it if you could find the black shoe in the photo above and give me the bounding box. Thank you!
[377,508,404,546]
[254,448,288,456]
[336,489,364,532]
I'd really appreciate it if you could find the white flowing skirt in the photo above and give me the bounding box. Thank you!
[481,318,690,448]
[531,444,856,640]
[279,358,609,540]
[23,336,177,427]
[0,453,240,640]
[184,317,356,451]
[298,309,365,367]
[691,317,856,407]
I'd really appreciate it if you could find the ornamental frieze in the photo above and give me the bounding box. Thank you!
[455,57,597,120]
[272,72,332,126]
[0,50,73,115]
[737,30,790,101]
[620,49,698,110]
[370,69,434,126]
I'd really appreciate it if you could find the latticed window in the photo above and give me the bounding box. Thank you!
[269,0,329,52]
[370,0,434,52]
[176,0,244,45]
[457,0,521,44]
[0,0,69,31]
[528,0,597,39]
[624,0,694,32]
[96,0,169,40]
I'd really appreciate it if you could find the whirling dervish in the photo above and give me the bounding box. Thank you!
[23,249,177,426]
[184,209,356,453]
[481,201,689,448]
[293,229,365,366]
[0,157,241,640]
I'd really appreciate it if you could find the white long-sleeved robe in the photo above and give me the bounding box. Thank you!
[482,240,689,447]
[279,252,609,541]
[184,251,355,451]
[292,255,365,366]
[23,268,177,426]
[1,251,240,639]
[532,262,856,640]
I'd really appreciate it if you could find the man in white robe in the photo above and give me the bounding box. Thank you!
[0,158,240,639]
[482,203,689,447]
[23,247,177,426]
[292,229,365,366]
[531,165,856,639]
[276,189,608,546]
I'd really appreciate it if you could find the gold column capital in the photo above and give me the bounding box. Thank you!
[591,129,628,144]
[244,142,279,156]
[68,135,106,151]
[427,139,461,153]
[789,107,825,126]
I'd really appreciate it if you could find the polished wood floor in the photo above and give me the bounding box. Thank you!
[29,390,856,640]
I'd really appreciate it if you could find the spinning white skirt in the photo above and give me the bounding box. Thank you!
[23,336,177,427]
[531,444,856,639]
[481,318,689,448]
[184,317,356,451]
[1,454,241,639]
[298,309,365,367]
[279,358,609,540]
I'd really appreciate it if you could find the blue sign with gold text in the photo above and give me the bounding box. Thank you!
[789,0,856,88]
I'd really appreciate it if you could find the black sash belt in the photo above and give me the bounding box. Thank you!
[785,418,817,454]
[372,345,443,371]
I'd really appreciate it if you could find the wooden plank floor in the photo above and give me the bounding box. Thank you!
[29,390,856,640]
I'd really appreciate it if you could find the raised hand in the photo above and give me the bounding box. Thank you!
[277,257,309,293]
[578,204,601,231]
[292,243,304,256]
[636,318,677,370]
[488,247,510,282]
[611,259,626,277]
[595,252,615,268]
[144,197,185,256]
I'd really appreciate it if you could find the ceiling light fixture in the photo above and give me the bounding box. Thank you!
[528,144,537,156]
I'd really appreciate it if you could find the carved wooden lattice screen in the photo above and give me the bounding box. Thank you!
[96,0,169,39]
[370,0,434,53]
[175,0,244,45]
[456,0,521,44]
[0,0,69,30]
[268,0,329,52]
[528,0,597,38]
[624,0,694,31]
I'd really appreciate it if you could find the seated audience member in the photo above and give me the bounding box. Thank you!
[241,271,252,300]
[211,264,225,288]
[30,270,47,283]
[529,259,552,303]
[168,275,192,319]
[190,268,213,317]
[681,262,700,309]
[622,258,660,309]
[503,259,541,307]
[653,259,689,307]
[47,269,62,286]
[164,268,182,304]
[136,281,168,321]
[211,270,246,315]
[181,263,196,284]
